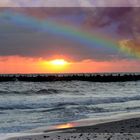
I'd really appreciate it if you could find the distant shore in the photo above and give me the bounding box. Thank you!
[0,73,140,82]
[4,112,140,140]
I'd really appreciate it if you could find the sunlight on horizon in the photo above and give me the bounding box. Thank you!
[40,59,70,72]
[50,59,68,66]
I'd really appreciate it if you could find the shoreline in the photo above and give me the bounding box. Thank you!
[3,112,140,140]
[27,112,140,133]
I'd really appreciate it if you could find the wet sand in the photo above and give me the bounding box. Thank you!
[4,113,140,140]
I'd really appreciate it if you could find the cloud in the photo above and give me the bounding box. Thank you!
[0,7,139,62]
[83,8,131,33]
[9,7,140,42]
[119,39,140,58]
[84,7,140,39]
[83,7,140,57]
[0,24,121,61]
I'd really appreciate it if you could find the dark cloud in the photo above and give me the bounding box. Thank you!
[10,7,140,41]
[0,22,124,61]
[0,7,139,61]
[0,20,87,60]
[84,8,140,40]
[82,7,140,57]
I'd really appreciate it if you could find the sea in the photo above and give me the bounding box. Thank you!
[0,80,140,133]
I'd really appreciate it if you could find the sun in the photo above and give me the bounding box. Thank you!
[48,59,69,71]
[40,59,69,72]
[50,59,68,66]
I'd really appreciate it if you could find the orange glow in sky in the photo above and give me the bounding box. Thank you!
[0,56,139,74]
[41,59,70,72]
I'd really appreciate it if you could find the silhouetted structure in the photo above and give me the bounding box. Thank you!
[0,73,140,82]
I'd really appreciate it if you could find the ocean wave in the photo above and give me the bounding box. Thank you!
[56,102,79,107]
[0,90,10,94]
[1,95,140,111]
[0,88,71,95]
[0,105,33,110]
[126,106,140,111]
[0,90,34,95]
[54,95,140,107]
[36,89,66,94]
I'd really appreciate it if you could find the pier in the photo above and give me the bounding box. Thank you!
[0,73,140,82]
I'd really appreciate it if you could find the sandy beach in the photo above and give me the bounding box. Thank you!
[3,112,140,140]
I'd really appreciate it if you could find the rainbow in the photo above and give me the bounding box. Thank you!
[1,10,139,58]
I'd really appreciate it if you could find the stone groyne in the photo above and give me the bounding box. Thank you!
[0,73,140,82]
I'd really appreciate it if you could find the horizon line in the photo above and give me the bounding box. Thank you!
[0,72,140,75]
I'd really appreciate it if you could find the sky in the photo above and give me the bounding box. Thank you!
[0,7,140,73]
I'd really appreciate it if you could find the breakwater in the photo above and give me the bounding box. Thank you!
[0,73,140,82]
